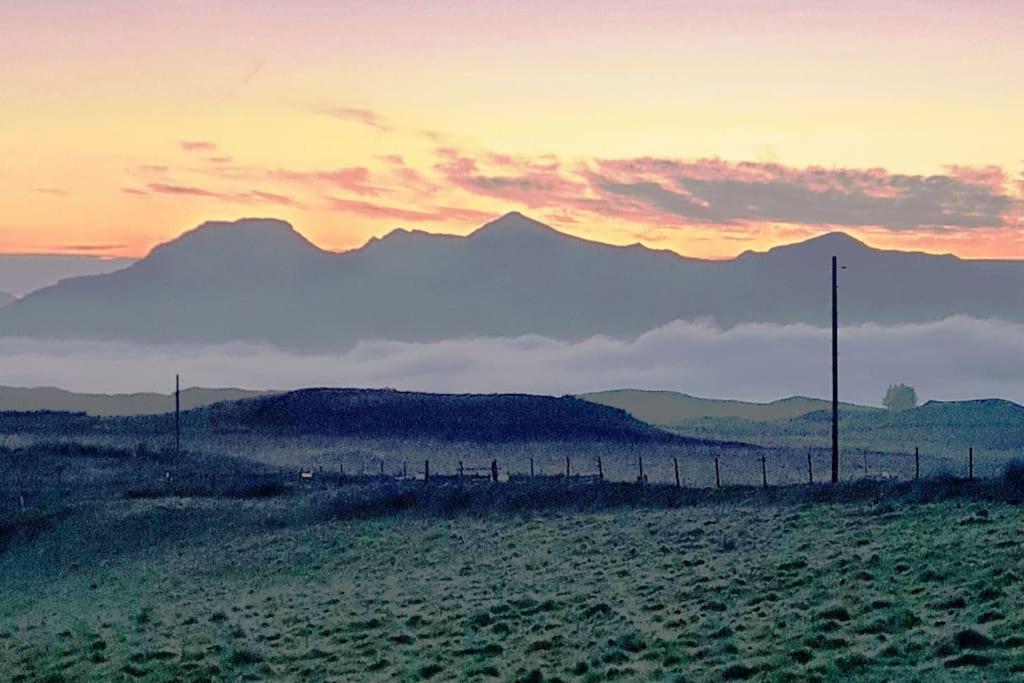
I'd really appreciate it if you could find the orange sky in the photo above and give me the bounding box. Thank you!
[1,1,1022,259]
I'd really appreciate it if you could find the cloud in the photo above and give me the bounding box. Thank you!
[268,167,381,196]
[50,244,129,252]
[33,187,68,196]
[587,158,1018,230]
[325,197,492,224]
[426,146,1022,232]
[3,317,1023,406]
[144,182,299,207]
[179,141,217,152]
[147,182,221,198]
[323,107,391,131]
[434,148,586,208]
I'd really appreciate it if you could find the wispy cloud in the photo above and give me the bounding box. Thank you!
[325,197,492,224]
[322,107,391,131]
[587,158,1018,230]
[428,146,1022,233]
[179,141,218,152]
[50,243,129,252]
[268,167,382,196]
[143,182,300,207]
[33,187,68,196]
[434,148,585,208]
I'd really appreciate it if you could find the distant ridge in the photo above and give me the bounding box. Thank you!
[0,292,14,309]
[580,389,876,426]
[1,213,1021,350]
[0,385,274,416]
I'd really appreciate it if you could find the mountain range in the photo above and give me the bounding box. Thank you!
[0,212,1020,350]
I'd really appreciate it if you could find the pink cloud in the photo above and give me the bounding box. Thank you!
[433,149,586,208]
[268,167,381,196]
[179,141,217,152]
[326,197,491,225]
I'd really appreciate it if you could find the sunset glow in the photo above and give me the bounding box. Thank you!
[2,0,1022,259]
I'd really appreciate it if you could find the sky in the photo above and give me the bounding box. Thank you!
[2,0,1022,260]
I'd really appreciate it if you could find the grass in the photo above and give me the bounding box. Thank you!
[3,485,1024,681]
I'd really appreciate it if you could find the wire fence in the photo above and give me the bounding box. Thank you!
[283,445,1010,490]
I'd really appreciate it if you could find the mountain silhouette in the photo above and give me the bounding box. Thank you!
[0,212,1020,349]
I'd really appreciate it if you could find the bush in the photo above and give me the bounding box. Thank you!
[1002,459,1024,494]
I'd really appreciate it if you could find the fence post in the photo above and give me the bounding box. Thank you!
[714,457,721,489]
[424,459,430,484]
[914,447,919,480]
[969,447,974,481]
[403,461,407,478]
[565,455,570,478]
[380,460,385,481]
[761,454,768,489]
[530,457,535,478]
[597,456,604,482]
[458,460,464,485]
[807,450,813,484]
[638,456,644,485]
[491,459,498,483]
[674,457,681,488]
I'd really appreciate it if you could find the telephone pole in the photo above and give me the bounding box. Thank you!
[175,373,181,457]
[831,257,839,483]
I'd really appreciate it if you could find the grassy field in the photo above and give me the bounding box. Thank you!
[3,484,1024,682]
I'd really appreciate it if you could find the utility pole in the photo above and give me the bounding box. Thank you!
[175,373,181,457]
[831,256,839,484]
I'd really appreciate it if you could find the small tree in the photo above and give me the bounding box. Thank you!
[883,383,917,411]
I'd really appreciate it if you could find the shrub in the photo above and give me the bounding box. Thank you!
[1002,459,1024,495]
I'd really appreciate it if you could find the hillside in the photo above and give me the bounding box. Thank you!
[178,388,703,444]
[0,292,14,309]
[1,213,1021,350]
[0,385,274,416]
[659,398,1024,457]
[580,389,875,426]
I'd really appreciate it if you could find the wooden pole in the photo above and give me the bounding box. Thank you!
[175,374,181,457]
[714,457,721,489]
[403,461,407,478]
[807,450,813,484]
[565,455,570,478]
[597,456,603,482]
[674,457,681,488]
[761,454,768,489]
[458,460,464,485]
[491,459,498,483]
[380,459,385,481]
[424,459,429,484]
[831,255,839,484]
[914,447,919,480]
[969,447,974,481]
[530,457,534,478]
[638,456,644,484]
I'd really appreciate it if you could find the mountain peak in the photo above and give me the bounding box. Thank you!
[469,212,566,242]
[738,231,872,260]
[141,218,324,271]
